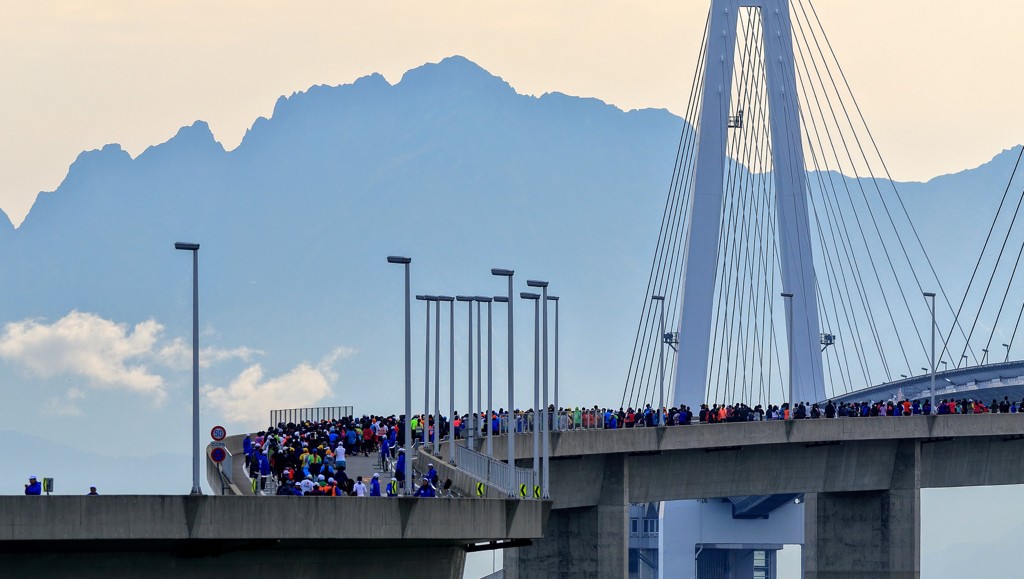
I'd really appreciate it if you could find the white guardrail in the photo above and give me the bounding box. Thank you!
[453,444,536,497]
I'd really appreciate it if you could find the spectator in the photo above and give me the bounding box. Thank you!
[87,486,98,496]
[353,476,367,497]
[370,473,382,497]
[24,476,41,496]
[413,477,435,498]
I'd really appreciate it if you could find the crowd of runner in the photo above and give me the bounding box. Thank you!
[241,396,1023,496]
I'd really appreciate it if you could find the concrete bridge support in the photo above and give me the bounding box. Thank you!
[505,455,629,579]
[803,440,921,579]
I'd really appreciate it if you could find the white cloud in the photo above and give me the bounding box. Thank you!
[156,338,262,370]
[0,311,167,401]
[202,363,334,426]
[0,311,265,408]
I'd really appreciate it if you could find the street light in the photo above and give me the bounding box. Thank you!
[439,296,455,462]
[781,292,794,418]
[924,291,937,415]
[520,291,541,496]
[433,297,442,454]
[174,241,201,496]
[415,295,434,448]
[547,295,560,431]
[940,360,948,372]
[982,348,990,365]
[526,279,550,499]
[387,256,413,495]
[476,298,483,445]
[1003,343,1010,363]
[491,268,515,471]
[456,296,475,447]
[959,354,968,369]
[477,296,494,458]
[652,295,666,425]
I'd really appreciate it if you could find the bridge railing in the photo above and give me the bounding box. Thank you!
[453,443,536,496]
[269,405,353,426]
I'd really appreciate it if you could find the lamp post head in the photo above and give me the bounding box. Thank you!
[520,292,540,300]
[781,292,794,298]
[386,256,411,264]
[491,268,514,277]
[456,296,474,302]
[493,296,509,303]
[475,296,492,303]
[526,280,549,288]
[651,295,664,301]
[437,296,455,302]
[415,295,429,301]
[174,242,200,251]
[546,295,559,301]
[923,292,936,298]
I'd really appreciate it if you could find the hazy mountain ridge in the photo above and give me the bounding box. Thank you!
[0,55,1020,439]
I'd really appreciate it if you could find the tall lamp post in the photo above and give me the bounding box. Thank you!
[491,268,515,469]
[924,292,936,414]
[548,295,559,431]
[174,242,202,496]
[1003,343,1011,363]
[652,295,666,425]
[439,296,456,462]
[476,299,483,444]
[415,295,432,448]
[781,292,794,418]
[456,296,475,447]
[433,297,441,453]
[520,291,541,496]
[386,255,413,496]
[526,280,550,499]
[477,296,494,457]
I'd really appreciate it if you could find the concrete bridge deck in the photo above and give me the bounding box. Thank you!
[0,495,547,579]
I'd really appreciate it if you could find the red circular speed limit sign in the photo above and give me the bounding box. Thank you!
[210,425,227,441]
[210,447,227,463]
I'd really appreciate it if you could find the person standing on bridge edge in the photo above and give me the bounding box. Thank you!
[87,486,98,496]
[370,473,381,497]
[24,475,41,496]
[414,477,435,498]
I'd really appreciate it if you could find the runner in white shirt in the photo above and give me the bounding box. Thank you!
[353,476,367,497]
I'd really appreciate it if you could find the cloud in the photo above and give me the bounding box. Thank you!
[0,311,265,407]
[0,311,167,401]
[43,387,87,417]
[202,362,334,426]
[155,338,262,370]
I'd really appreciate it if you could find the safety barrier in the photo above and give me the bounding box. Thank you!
[269,405,354,426]
[453,444,536,497]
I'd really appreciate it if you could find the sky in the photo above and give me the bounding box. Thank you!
[3,2,1023,577]
[1,0,1023,227]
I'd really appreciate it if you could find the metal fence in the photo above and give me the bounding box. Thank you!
[269,405,354,426]
[453,444,536,497]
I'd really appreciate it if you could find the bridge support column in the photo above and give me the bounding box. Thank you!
[505,454,628,579]
[803,440,920,579]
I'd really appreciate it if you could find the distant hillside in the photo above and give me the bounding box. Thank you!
[0,55,1020,456]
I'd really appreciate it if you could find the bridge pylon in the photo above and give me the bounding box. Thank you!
[673,0,825,409]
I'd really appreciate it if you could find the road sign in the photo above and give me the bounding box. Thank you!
[519,484,527,498]
[476,482,485,497]
[533,485,541,499]
[209,441,226,448]
[210,447,227,463]
[42,478,54,494]
[210,425,227,441]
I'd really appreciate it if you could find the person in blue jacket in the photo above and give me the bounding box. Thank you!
[427,463,438,486]
[242,433,253,457]
[258,452,271,491]
[394,449,406,487]
[369,473,382,497]
[379,437,390,472]
[24,475,41,495]
[413,477,435,498]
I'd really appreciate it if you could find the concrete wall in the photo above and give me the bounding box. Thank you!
[0,495,545,542]
[0,495,545,579]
